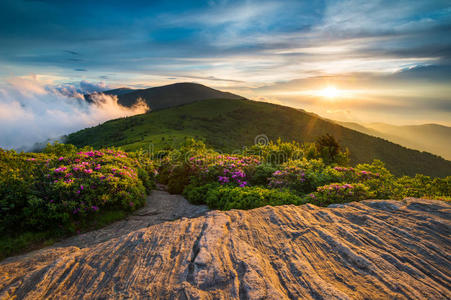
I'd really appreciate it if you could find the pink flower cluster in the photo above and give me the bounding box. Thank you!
[268,166,305,188]
[359,170,380,178]
[54,166,68,173]
[189,154,260,188]
[333,166,354,172]
[316,183,355,196]
[334,166,379,179]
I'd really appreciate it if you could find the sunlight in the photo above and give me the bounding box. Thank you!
[319,86,340,99]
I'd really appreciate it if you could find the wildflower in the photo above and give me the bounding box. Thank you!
[91,205,99,211]
[80,185,84,190]
[54,167,67,173]
[58,157,64,161]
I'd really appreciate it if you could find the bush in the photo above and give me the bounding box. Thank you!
[167,165,191,194]
[0,147,157,236]
[201,185,305,210]
[183,183,219,205]
[307,183,371,206]
[248,163,278,186]
[267,159,335,195]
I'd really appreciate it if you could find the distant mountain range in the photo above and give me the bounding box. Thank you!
[68,83,451,177]
[337,121,451,160]
[86,82,245,111]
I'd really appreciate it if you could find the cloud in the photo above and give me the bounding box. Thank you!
[0,77,148,150]
[64,50,80,56]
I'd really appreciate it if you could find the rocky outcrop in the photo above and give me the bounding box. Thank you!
[1,195,450,299]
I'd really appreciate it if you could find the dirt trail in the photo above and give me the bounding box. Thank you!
[1,195,450,299]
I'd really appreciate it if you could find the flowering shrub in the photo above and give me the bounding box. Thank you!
[307,183,371,206]
[267,159,335,194]
[268,166,305,188]
[161,150,262,194]
[0,147,157,236]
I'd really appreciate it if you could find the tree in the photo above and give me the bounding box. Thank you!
[315,134,340,164]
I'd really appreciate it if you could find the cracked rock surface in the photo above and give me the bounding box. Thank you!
[0,192,450,299]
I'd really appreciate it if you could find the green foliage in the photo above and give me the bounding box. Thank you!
[390,174,450,200]
[315,134,349,165]
[43,141,78,156]
[183,183,220,205]
[244,138,349,166]
[187,184,304,210]
[307,183,371,206]
[248,163,278,186]
[167,165,191,194]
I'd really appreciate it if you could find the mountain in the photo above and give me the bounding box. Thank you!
[65,97,451,177]
[102,87,135,96]
[338,121,451,160]
[86,82,245,111]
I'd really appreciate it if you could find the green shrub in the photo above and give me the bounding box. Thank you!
[183,183,220,205]
[307,183,371,206]
[167,165,190,194]
[248,163,278,186]
[202,185,305,210]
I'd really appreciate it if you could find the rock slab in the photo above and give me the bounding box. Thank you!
[1,197,450,299]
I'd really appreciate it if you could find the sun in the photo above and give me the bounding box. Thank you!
[319,86,340,99]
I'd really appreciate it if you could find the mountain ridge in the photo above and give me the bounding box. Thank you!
[87,82,245,111]
[337,121,451,160]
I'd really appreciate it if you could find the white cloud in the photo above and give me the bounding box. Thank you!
[0,77,148,150]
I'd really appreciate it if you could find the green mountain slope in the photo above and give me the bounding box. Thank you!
[65,99,451,177]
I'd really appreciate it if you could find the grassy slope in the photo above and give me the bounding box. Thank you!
[66,99,451,177]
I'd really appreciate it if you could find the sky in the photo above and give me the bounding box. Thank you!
[0,0,450,148]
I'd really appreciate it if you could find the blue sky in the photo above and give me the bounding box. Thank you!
[0,0,451,125]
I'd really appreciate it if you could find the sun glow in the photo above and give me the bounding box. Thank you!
[319,86,340,99]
